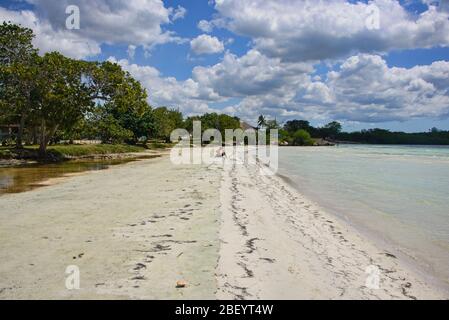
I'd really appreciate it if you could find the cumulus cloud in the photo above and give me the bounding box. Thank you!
[192,50,313,97]
[108,48,449,124]
[27,0,175,45]
[0,7,100,59]
[108,57,222,116]
[171,5,187,21]
[190,34,224,55]
[0,0,184,58]
[211,0,449,62]
[108,49,316,121]
[127,45,136,59]
[108,50,312,118]
[197,19,214,33]
[325,54,449,122]
[193,0,449,123]
[227,54,449,123]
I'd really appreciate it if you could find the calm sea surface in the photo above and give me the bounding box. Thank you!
[278,145,449,285]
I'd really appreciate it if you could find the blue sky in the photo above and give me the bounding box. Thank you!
[1,0,449,132]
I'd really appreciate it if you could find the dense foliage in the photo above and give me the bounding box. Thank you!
[0,22,160,155]
[184,113,241,138]
[0,23,242,157]
[280,119,342,145]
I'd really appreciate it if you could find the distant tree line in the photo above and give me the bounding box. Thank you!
[278,119,449,146]
[255,118,342,146]
[337,127,449,145]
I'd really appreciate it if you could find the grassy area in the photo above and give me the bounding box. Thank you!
[0,142,173,161]
[0,144,154,161]
[0,146,14,159]
[46,144,146,158]
[147,141,174,149]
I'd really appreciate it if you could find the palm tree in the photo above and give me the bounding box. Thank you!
[257,115,266,129]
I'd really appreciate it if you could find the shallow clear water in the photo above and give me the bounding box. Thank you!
[278,145,449,285]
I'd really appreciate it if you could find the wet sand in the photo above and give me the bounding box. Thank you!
[217,156,448,299]
[0,150,167,194]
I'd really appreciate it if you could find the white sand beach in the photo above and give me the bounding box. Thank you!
[0,156,222,299]
[0,155,447,299]
[217,156,447,299]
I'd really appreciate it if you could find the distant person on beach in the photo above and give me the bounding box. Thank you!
[216,147,226,158]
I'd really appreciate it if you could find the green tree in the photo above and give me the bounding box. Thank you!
[217,114,241,137]
[185,113,240,140]
[117,107,155,144]
[152,107,183,142]
[0,22,39,148]
[84,61,154,144]
[95,113,133,144]
[183,115,201,133]
[430,127,440,133]
[0,22,37,66]
[34,53,93,156]
[292,129,314,146]
[265,119,280,130]
[321,121,342,139]
[284,120,312,134]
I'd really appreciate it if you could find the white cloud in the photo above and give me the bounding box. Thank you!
[211,0,449,62]
[197,20,214,33]
[171,5,187,21]
[192,50,312,97]
[109,48,449,124]
[108,57,222,116]
[27,0,174,45]
[1,0,184,59]
[190,34,224,55]
[0,7,100,59]
[228,54,449,123]
[325,54,449,122]
[127,45,137,59]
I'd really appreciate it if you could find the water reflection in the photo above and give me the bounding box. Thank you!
[0,155,159,195]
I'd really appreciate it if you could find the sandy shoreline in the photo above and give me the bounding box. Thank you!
[0,154,447,299]
[0,149,168,169]
[0,156,222,299]
[217,156,448,299]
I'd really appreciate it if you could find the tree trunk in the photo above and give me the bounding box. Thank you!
[16,114,26,149]
[32,127,38,145]
[48,125,59,146]
[39,123,59,158]
[39,120,47,157]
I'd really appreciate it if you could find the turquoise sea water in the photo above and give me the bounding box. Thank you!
[278,145,449,286]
